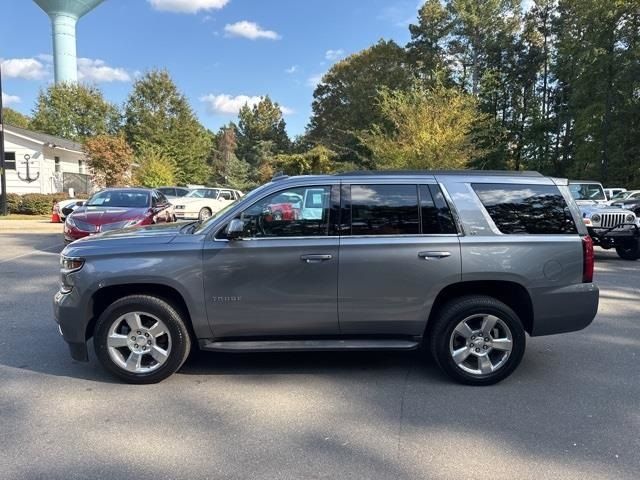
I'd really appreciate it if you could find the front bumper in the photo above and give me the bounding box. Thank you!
[53,290,89,362]
[174,210,199,220]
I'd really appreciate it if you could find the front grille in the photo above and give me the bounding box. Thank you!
[600,213,626,228]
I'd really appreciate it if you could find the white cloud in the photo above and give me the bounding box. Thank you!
[1,58,47,80]
[285,65,298,74]
[325,49,345,61]
[307,73,325,87]
[224,21,280,40]
[2,92,21,106]
[200,94,292,116]
[77,58,131,83]
[148,0,229,14]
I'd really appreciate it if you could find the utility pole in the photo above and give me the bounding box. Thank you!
[0,64,8,216]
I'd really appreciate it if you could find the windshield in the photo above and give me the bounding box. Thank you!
[187,189,220,199]
[569,183,606,201]
[86,190,150,208]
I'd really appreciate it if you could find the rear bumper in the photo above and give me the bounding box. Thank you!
[529,283,599,336]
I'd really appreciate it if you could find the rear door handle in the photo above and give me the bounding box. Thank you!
[300,254,333,263]
[418,251,451,260]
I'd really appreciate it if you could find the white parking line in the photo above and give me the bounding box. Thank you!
[0,243,64,265]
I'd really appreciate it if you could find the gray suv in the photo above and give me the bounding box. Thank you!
[54,171,599,385]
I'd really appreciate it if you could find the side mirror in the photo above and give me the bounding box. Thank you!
[225,219,244,240]
[75,201,85,207]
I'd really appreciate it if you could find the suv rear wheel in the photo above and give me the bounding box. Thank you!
[93,295,192,384]
[615,239,640,260]
[429,296,526,385]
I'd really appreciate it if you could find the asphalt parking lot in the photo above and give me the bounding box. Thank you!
[0,221,638,480]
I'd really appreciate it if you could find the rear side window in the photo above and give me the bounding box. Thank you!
[472,183,577,234]
[419,185,457,234]
[351,185,419,235]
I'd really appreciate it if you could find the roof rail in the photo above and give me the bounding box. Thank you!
[335,169,543,177]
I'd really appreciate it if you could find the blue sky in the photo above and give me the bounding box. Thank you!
[1,0,432,137]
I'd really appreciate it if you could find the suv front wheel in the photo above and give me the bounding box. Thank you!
[93,295,192,384]
[615,239,640,260]
[429,296,526,386]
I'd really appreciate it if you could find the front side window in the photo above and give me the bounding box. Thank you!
[224,186,331,238]
[350,184,419,235]
[473,183,578,234]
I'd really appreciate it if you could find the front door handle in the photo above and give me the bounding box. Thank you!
[418,251,451,260]
[300,254,333,263]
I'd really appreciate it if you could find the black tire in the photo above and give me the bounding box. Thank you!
[198,208,212,221]
[93,295,192,384]
[615,239,640,260]
[428,295,526,386]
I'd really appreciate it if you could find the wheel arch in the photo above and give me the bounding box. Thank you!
[87,283,196,342]
[426,280,534,336]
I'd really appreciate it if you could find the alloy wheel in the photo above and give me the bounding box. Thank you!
[449,314,513,376]
[106,312,172,374]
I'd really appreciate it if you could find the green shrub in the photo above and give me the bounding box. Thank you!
[18,193,71,215]
[6,193,22,214]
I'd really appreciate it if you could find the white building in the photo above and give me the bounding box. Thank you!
[2,125,92,195]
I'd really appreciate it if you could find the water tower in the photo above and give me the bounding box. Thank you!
[33,0,105,84]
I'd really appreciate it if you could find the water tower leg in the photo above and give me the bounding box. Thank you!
[50,13,79,84]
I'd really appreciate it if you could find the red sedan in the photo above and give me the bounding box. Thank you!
[64,188,174,243]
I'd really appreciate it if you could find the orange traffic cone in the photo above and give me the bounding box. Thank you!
[51,204,61,223]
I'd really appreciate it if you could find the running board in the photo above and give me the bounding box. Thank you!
[199,339,420,353]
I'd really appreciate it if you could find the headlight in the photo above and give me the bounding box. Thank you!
[65,215,77,228]
[591,214,601,223]
[175,205,185,210]
[60,256,84,271]
[626,213,635,223]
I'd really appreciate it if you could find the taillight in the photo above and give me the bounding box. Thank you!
[582,235,594,283]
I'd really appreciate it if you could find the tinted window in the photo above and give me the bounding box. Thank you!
[351,185,419,235]
[176,188,190,197]
[158,188,175,196]
[419,185,457,234]
[473,183,577,234]
[230,186,331,238]
[156,192,169,205]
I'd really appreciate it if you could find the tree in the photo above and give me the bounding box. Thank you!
[236,96,291,167]
[133,144,176,188]
[273,145,338,176]
[407,0,452,83]
[360,83,487,170]
[210,124,252,190]
[124,70,211,185]
[31,83,120,141]
[84,134,134,187]
[307,39,414,165]
[3,108,31,129]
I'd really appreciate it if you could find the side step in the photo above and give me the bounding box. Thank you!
[199,338,420,353]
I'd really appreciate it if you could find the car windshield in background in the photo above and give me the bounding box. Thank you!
[187,189,219,199]
[569,184,606,201]
[86,191,150,208]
